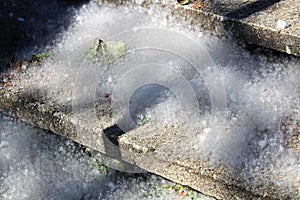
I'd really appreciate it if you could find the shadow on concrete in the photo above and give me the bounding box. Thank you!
[222,0,283,59]
[225,0,281,19]
[0,0,88,70]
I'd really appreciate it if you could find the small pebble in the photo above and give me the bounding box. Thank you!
[277,20,289,30]
[21,64,27,70]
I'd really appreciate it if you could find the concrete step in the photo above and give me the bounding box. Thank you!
[1,62,299,199]
[171,0,300,56]
[98,0,300,56]
[1,1,300,199]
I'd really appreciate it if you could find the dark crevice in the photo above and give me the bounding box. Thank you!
[102,124,125,160]
[103,124,125,146]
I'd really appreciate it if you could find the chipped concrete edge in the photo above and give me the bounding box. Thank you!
[0,86,261,199]
[0,87,143,173]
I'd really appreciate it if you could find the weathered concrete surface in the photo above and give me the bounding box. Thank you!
[1,61,300,199]
[97,0,300,56]
[171,0,300,56]
[118,125,263,200]
[0,75,143,173]
[1,1,300,199]
[118,123,300,200]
